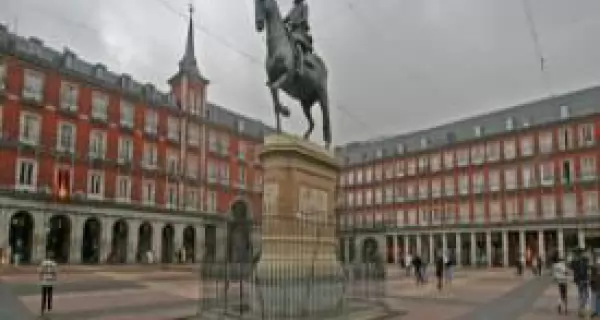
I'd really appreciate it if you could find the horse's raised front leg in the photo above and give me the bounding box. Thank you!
[270,88,290,119]
[319,89,332,149]
[267,72,290,91]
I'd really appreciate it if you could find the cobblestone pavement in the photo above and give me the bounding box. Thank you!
[0,266,579,320]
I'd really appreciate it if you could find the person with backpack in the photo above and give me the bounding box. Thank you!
[39,252,58,316]
[571,248,591,317]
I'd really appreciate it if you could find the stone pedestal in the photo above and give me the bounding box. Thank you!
[254,134,344,318]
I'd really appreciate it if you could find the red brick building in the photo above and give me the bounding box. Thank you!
[336,88,600,267]
[0,14,267,265]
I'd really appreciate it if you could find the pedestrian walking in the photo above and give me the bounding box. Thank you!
[571,248,590,317]
[553,256,569,315]
[412,255,424,285]
[445,253,455,284]
[38,252,58,316]
[405,253,412,277]
[591,261,600,317]
[435,253,444,291]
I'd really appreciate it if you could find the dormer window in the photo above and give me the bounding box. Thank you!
[237,119,245,133]
[0,60,6,91]
[376,149,382,159]
[420,137,428,149]
[94,64,106,79]
[62,48,75,69]
[397,143,405,154]
[474,126,483,137]
[446,132,456,143]
[506,117,515,131]
[560,105,570,119]
[120,74,131,89]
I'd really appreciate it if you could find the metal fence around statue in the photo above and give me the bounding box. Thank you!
[195,213,388,319]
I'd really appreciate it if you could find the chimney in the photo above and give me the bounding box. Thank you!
[28,36,43,46]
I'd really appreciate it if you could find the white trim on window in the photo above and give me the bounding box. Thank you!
[15,158,38,192]
[57,121,76,152]
[19,111,41,146]
[87,170,105,200]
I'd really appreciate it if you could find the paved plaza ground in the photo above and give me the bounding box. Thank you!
[0,265,586,319]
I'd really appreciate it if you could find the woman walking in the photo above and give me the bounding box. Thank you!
[553,256,569,315]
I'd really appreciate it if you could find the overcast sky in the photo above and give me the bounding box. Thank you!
[2,0,600,144]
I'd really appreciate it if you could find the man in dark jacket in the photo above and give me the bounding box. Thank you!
[412,255,424,285]
[435,254,445,291]
[571,249,590,316]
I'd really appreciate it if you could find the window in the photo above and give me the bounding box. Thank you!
[542,195,556,218]
[375,149,383,159]
[420,137,428,149]
[188,123,200,146]
[142,143,158,168]
[406,159,416,175]
[503,140,516,160]
[397,143,405,154]
[0,105,3,138]
[583,191,599,214]
[238,166,246,187]
[418,157,428,173]
[120,100,134,128]
[407,209,417,226]
[87,170,104,199]
[348,171,355,185]
[356,169,363,184]
[457,149,469,166]
[91,91,108,121]
[540,162,555,186]
[488,170,500,192]
[394,184,404,203]
[406,183,416,200]
[385,185,394,203]
[490,200,501,221]
[579,123,595,147]
[55,167,71,198]
[560,105,569,119]
[208,130,218,152]
[430,154,441,172]
[504,168,517,190]
[59,81,78,111]
[89,130,106,159]
[558,127,575,150]
[23,69,44,102]
[207,161,217,183]
[520,135,534,157]
[561,159,574,184]
[431,179,441,198]
[521,165,535,188]
[166,150,179,175]
[506,198,519,221]
[539,131,553,153]
[374,165,383,181]
[561,193,575,218]
[142,180,155,205]
[580,156,597,180]
[56,121,75,152]
[472,171,484,193]
[19,112,40,145]
[365,189,373,205]
[118,137,133,163]
[375,188,383,204]
[185,188,199,210]
[506,117,515,131]
[347,192,354,207]
[207,190,217,212]
[458,174,469,195]
[418,181,429,199]
[524,197,537,219]
[145,110,158,135]
[470,145,485,164]
[166,184,178,209]
[473,201,485,223]
[384,163,394,179]
[219,163,229,185]
[365,168,373,183]
[458,203,469,224]
[444,176,454,196]
[115,176,131,202]
[0,61,6,90]
[444,151,454,169]
[167,116,180,141]
[187,155,198,179]
[356,191,363,206]
[486,142,500,162]
[15,158,37,191]
[474,126,483,137]
[395,161,404,177]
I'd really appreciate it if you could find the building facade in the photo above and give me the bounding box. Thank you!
[336,86,600,267]
[0,15,268,265]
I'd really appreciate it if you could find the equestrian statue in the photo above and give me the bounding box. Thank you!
[253,0,332,149]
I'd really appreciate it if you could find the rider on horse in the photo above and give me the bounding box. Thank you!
[284,0,313,78]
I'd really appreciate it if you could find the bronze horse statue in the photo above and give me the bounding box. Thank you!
[253,0,332,149]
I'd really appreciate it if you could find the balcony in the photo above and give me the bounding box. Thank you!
[21,90,44,107]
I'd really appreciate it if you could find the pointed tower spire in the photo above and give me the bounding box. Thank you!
[170,2,208,85]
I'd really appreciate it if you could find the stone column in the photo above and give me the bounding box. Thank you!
[69,215,84,264]
[470,233,477,266]
[174,224,184,262]
[0,209,8,264]
[519,230,525,262]
[100,217,115,263]
[416,234,422,258]
[152,221,163,263]
[403,235,409,261]
[195,225,205,263]
[392,235,398,264]
[537,229,545,262]
[502,230,509,267]
[429,233,434,261]
[127,220,141,264]
[557,229,565,260]
[442,233,448,256]
[455,233,462,267]
[578,229,586,249]
[486,231,492,267]
[32,211,48,264]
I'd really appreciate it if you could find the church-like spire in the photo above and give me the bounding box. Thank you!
[170,3,208,85]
